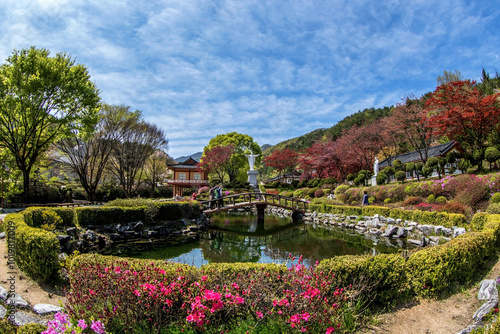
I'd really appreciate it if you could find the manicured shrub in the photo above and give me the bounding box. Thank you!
[439,201,471,217]
[389,208,413,221]
[403,196,422,206]
[376,172,387,185]
[334,185,349,195]
[395,171,406,183]
[384,198,392,204]
[427,194,436,203]
[362,206,391,217]
[7,218,60,282]
[293,188,308,198]
[307,187,319,197]
[486,203,500,215]
[470,212,489,231]
[317,254,407,305]
[491,192,500,204]
[314,188,325,198]
[23,207,74,227]
[16,323,47,333]
[407,232,497,297]
[436,196,447,204]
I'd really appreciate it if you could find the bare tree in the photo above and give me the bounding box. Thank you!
[109,118,168,198]
[143,150,169,197]
[54,104,125,202]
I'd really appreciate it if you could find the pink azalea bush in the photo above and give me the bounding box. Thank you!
[42,311,106,334]
[66,255,348,333]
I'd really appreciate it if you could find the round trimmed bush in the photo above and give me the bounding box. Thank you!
[486,203,500,214]
[427,194,436,203]
[491,192,500,204]
[395,171,406,182]
[376,172,387,185]
[403,196,422,206]
[436,196,447,204]
[334,185,349,195]
[314,188,325,198]
[307,187,319,197]
[384,198,392,204]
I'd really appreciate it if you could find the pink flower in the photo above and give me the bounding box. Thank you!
[78,319,87,330]
[326,327,335,333]
[90,320,106,334]
[256,311,264,318]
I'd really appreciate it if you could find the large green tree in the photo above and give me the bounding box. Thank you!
[203,132,261,182]
[0,47,100,202]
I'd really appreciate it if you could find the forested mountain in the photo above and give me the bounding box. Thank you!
[263,106,393,157]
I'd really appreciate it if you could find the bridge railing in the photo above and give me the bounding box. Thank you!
[199,192,308,212]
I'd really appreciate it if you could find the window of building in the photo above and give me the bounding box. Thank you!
[193,173,201,180]
[178,173,186,180]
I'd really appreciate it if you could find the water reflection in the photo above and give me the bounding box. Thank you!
[105,213,416,267]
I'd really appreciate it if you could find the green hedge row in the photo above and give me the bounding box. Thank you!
[75,201,202,227]
[316,214,500,304]
[5,213,60,282]
[23,207,75,227]
[309,204,467,228]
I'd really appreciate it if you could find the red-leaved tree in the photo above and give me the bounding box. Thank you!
[423,80,500,154]
[262,148,298,180]
[197,144,235,182]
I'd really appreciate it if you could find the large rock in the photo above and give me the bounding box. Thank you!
[6,294,29,309]
[394,227,408,238]
[12,311,46,326]
[477,280,498,301]
[381,225,398,238]
[0,232,5,239]
[0,285,8,300]
[33,303,63,316]
[473,299,498,321]
[453,227,467,238]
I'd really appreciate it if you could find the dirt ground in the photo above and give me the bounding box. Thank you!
[357,259,500,334]
[1,236,498,333]
[0,238,65,308]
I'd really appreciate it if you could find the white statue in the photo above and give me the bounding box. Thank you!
[245,153,260,171]
[374,157,379,176]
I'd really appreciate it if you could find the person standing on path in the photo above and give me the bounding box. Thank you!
[362,191,369,207]
[217,184,223,208]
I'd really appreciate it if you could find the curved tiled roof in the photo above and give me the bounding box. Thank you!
[379,141,462,168]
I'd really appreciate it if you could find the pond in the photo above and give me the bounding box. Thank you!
[103,213,417,267]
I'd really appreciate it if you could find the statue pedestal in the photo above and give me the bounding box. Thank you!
[247,170,258,187]
[371,175,377,186]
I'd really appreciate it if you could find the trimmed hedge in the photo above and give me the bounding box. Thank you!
[316,253,407,305]
[70,253,199,279]
[309,204,468,228]
[316,214,500,302]
[75,201,202,227]
[6,213,60,282]
[23,207,75,227]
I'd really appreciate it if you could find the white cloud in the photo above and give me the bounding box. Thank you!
[1,0,500,158]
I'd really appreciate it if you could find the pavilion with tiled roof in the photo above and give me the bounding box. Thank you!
[167,157,209,197]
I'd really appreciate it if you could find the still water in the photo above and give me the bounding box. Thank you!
[105,213,416,267]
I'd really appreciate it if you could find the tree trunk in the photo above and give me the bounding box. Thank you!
[22,169,31,203]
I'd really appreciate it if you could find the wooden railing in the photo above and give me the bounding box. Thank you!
[199,192,308,213]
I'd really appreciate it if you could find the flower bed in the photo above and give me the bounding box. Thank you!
[66,254,349,333]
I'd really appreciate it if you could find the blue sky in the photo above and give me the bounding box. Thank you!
[1,0,499,159]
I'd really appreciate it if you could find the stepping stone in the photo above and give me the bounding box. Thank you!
[0,304,6,318]
[0,232,5,239]
[0,285,8,300]
[6,294,29,309]
[12,311,46,326]
[33,303,63,316]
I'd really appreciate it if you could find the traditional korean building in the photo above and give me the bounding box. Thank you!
[378,140,465,180]
[167,157,209,197]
